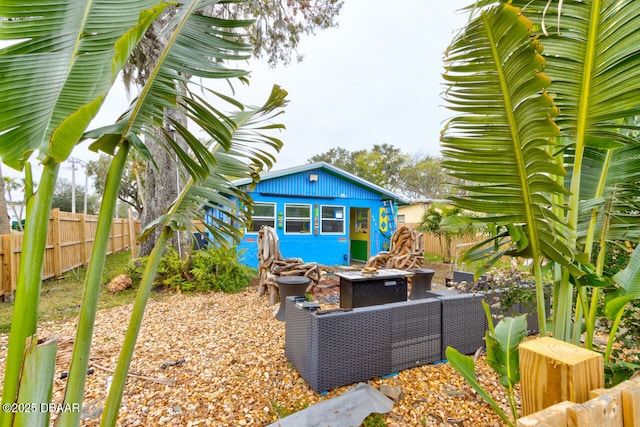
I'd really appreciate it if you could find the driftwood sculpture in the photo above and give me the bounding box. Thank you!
[365,226,424,270]
[256,226,321,305]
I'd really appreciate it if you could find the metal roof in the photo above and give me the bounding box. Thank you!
[233,162,409,205]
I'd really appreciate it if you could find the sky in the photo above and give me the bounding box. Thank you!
[4,0,472,186]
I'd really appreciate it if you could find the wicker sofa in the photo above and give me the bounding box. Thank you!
[284,297,442,392]
[285,290,496,393]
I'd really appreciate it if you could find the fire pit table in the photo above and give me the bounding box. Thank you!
[336,269,411,308]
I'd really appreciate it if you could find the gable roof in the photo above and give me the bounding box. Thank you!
[233,162,409,205]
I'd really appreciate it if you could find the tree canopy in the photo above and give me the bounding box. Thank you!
[308,144,451,199]
[87,153,145,216]
[51,179,99,215]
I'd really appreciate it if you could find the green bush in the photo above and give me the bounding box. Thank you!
[156,245,254,293]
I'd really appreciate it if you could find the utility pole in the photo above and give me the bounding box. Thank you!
[67,157,87,213]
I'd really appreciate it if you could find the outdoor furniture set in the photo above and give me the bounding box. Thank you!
[281,268,539,393]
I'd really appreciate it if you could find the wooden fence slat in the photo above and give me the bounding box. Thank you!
[0,212,140,297]
[51,208,61,277]
[1,234,11,298]
[567,390,623,427]
[516,401,575,427]
[128,208,137,259]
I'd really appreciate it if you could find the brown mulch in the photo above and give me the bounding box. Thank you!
[0,280,509,426]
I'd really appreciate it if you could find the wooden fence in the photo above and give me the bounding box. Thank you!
[0,209,139,299]
[403,222,481,262]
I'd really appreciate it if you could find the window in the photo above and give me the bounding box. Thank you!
[397,214,406,223]
[285,203,311,234]
[248,202,275,232]
[321,205,345,234]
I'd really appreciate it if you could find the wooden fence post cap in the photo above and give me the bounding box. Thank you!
[519,336,604,416]
[519,336,603,365]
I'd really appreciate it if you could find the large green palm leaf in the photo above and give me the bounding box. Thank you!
[88,0,258,183]
[0,0,165,169]
[508,0,640,339]
[577,145,640,247]
[441,3,573,333]
[509,0,640,230]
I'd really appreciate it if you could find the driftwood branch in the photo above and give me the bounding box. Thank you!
[256,226,320,304]
[366,226,424,270]
[92,363,177,385]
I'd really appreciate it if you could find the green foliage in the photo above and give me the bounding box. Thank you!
[157,246,254,293]
[604,359,640,388]
[446,346,514,427]
[362,413,387,427]
[446,302,527,427]
[441,0,640,346]
[418,203,472,263]
[601,241,637,278]
[271,399,309,419]
[86,153,145,216]
[0,0,287,424]
[309,143,407,189]
[458,268,551,319]
[50,178,100,214]
[191,246,254,293]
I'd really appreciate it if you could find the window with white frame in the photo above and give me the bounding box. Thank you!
[285,203,311,234]
[320,205,345,234]
[248,202,276,232]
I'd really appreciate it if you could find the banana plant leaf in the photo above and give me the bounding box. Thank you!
[86,0,260,184]
[445,346,513,427]
[13,337,57,427]
[485,313,528,388]
[0,0,167,169]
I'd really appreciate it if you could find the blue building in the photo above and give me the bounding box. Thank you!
[205,162,408,268]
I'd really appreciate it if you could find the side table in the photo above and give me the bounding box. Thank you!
[275,276,310,321]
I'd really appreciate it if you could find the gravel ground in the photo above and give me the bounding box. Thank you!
[0,282,511,426]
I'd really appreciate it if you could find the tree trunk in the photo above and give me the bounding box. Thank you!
[139,110,191,258]
[0,165,11,234]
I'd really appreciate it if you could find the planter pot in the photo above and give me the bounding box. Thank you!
[452,270,487,284]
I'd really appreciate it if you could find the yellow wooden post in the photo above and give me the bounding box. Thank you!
[519,336,604,416]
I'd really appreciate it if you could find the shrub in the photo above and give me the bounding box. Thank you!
[156,245,254,293]
[454,268,551,318]
[191,246,254,293]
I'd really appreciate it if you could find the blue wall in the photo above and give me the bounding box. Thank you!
[239,196,387,268]
[205,167,395,268]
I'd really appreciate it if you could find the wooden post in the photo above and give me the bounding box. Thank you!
[51,208,62,277]
[519,336,604,416]
[596,378,640,427]
[516,401,575,427]
[128,208,137,259]
[567,390,622,426]
[80,212,87,266]
[621,384,640,427]
[1,234,11,300]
